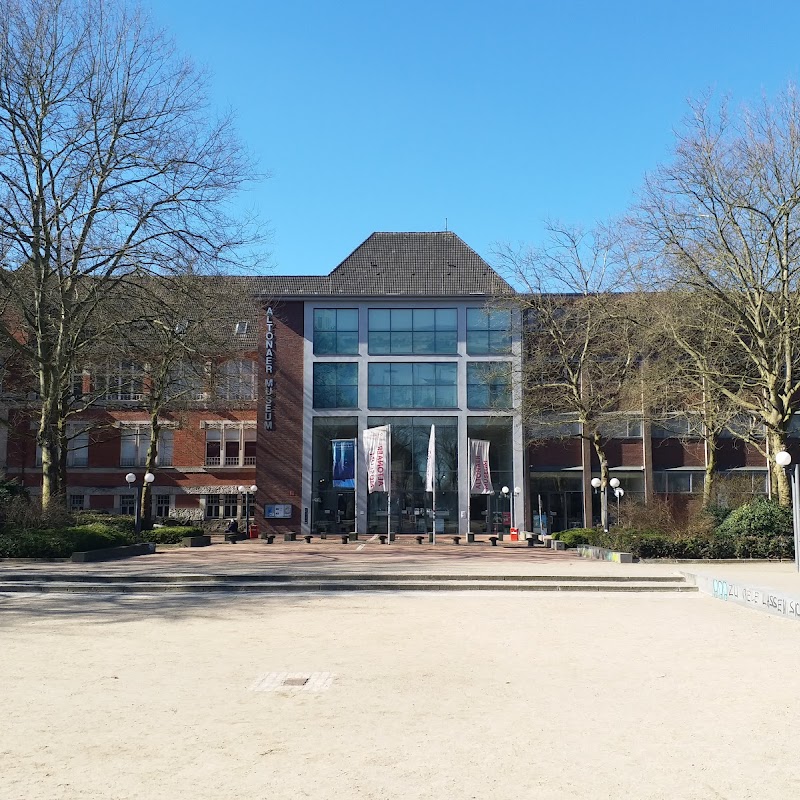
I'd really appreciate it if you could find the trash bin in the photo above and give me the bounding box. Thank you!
[509,527,519,542]
[249,524,258,539]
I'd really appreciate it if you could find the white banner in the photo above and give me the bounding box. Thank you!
[364,425,391,493]
[468,438,493,495]
[425,425,436,493]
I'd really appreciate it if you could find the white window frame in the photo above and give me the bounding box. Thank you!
[119,425,173,467]
[204,422,256,468]
[216,359,257,401]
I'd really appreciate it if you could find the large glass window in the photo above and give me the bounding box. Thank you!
[368,363,457,409]
[467,362,512,409]
[313,309,359,355]
[466,308,512,355]
[366,416,459,535]
[467,417,513,535]
[368,308,457,354]
[313,363,358,409]
[311,417,358,537]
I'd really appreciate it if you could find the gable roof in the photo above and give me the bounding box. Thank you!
[258,232,514,297]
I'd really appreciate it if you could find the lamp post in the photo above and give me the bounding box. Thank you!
[513,486,522,532]
[501,486,510,536]
[775,451,799,571]
[238,484,258,537]
[591,476,620,533]
[125,471,154,539]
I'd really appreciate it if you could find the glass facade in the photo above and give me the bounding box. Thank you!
[313,363,358,409]
[311,417,358,536]
[313,309,359,355]
[467,417,513,535]
[467,362,512,409]
[365,416,459,535]
[368,362,457,409]
[466,308,512,355]
[368,308,457,354]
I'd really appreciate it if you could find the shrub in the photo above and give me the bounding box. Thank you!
[0,530,72,558]
[716,498,794,559]
[66,524,133,552]
[70,511,137,535]
[146,526,204,544]
[552,529,593,547]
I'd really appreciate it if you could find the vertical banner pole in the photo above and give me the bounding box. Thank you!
[387,425,392,542]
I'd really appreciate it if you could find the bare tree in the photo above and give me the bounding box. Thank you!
[0,0,259,507]
[495,221,644,530]
[114,275,260,529]
[634,86,800,504]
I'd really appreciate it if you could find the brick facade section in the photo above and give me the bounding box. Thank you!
[256,301,305,534]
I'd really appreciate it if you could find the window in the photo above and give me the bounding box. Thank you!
[96,361,144,401]
[67,427,89,466]
[155,494,171,517]
[368,363,457,409]
[599,416,643,439]
[527,415,581,438]
[166,362,206,401]
[652,416,694,438]
[313,363,358,409]
[313,308,359,355]
[653,471,705,494]
[205,494,221,518]
[466,308,512,355]
[234,321,249,336]
[119,494,136,515]
[69,494,85,511]
[467,362,512,409]
[204,423,256,467]
[36,425,90,466]
[368,308,457,355]
[120,426,173,467]
[223,493,238,517]
[216,359,256,401]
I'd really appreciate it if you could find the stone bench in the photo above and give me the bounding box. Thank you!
[340,534,350,544]
[303,535,313,543]
[181,535,211,548]
[283,533,297,542]
[224,532,246,544]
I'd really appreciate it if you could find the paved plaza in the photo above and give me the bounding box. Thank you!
[2,543,800,799]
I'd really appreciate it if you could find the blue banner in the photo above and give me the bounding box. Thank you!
[332,439,356,488]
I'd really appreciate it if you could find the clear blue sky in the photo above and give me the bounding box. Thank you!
[150,0,800,275]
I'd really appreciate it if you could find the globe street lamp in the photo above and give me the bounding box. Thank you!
[501,486,510,537]
[775,451,799,571]
[513,486,522,532]
[125,471,154,539]
[238,484,258,538]
[591,476,620,533]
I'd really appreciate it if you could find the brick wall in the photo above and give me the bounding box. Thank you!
[257,301,305,533]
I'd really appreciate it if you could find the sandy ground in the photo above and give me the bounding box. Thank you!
[2,589,800,800]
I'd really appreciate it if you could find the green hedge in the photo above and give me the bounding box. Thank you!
[552,529,594,547]
[70,511,137,535]
[147,526,205,544]
[0,523,135,558]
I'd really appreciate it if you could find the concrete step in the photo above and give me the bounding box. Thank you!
[0,579,697,594]
[0,572,687,584]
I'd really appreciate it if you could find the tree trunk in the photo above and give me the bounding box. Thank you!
[140,409,161,531]
[703,437,717,509]
[591,433,610,531]
[768,430,792,506]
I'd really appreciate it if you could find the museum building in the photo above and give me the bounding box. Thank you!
[0,230,774,534]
